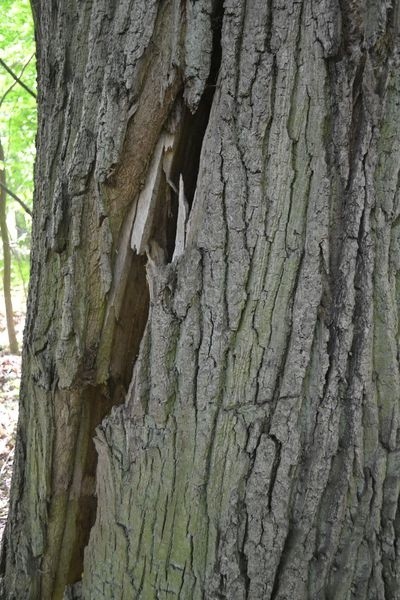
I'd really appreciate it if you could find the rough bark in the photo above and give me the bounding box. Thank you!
[2,1,400,599]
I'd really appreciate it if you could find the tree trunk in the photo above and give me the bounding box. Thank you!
[0,141,18,355]
[2,1,400,598]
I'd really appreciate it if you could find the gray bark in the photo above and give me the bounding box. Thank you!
[2,1,400,599]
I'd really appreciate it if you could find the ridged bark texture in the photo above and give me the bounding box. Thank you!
[2,1,400,599]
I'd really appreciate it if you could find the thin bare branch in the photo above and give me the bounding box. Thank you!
[0,54,35,107]
[0,180,32,217]
[0,57,36,99]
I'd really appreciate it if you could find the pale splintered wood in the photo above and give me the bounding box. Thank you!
[131,134,174,256]
[172,175,189,261]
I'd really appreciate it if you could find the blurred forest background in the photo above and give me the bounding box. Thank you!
[0,0,36,535]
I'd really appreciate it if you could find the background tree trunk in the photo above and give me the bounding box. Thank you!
[2,1,400,599]
[0,140,18,355]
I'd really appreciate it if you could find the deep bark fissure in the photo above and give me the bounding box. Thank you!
[62,253,151,590]
[65,2,224,592]
[151,0,223,265]
[169,2,223,211]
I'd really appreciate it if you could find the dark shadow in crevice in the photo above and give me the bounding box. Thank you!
[143,0,224,265]
[148,169,179,264]
[168,0,223,212]
[109,253,150,388]
[65,252,150,587]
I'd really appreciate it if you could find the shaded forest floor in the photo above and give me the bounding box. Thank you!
[0,293,25,539]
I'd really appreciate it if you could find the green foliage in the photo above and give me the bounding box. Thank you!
[0,0,36,287]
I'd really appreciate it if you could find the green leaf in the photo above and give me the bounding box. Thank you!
[0,0,36,284]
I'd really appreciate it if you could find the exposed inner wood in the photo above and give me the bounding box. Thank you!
[62,3,224,591]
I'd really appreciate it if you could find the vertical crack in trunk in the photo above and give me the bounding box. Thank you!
[64,3,224,594]
[62,252,150,591]
[134,0,223,266]
[169,1,223,212]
